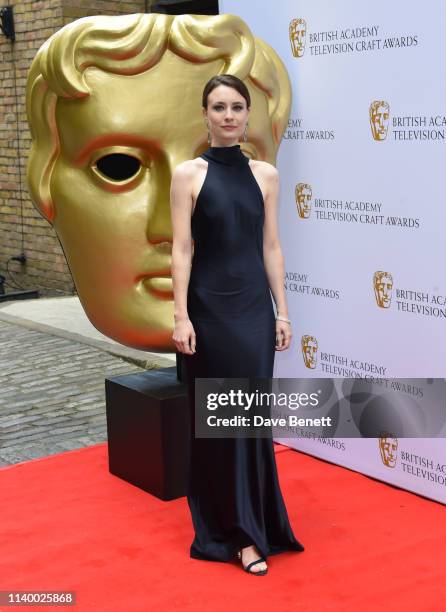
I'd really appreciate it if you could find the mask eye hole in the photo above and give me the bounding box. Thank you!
[95,153,141,181]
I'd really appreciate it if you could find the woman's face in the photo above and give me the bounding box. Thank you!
[203,84,250,144]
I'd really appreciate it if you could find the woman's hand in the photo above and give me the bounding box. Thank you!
[275,320,292,351]
[173,317,196,355]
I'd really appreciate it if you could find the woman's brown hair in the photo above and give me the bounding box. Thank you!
[202,74,251,109]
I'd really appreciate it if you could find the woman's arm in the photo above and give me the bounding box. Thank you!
[262,165,288,317]
[262,164,292,350]
[170,162,196,354]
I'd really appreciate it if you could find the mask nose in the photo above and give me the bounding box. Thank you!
[146,149,190,245]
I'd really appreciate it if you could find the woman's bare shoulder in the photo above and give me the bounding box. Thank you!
[248,159,279,193]
[173,157,207,180]
[249,158,279,177]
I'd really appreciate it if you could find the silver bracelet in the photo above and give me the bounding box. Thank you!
[276,315,291,324]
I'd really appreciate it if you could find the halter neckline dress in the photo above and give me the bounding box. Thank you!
[181,143,305,562]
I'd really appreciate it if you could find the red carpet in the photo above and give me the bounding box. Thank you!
[1,442,444,611]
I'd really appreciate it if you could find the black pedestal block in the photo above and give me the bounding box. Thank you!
[105,365,190,501]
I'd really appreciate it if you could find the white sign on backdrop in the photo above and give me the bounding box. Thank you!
[219,0,446,504]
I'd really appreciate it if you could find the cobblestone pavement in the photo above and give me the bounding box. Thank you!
[0,320,147,467]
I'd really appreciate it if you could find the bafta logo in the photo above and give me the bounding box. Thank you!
[373,271,393,308]
[369,100,390,141]
[379,432,398,468]
[289,18,307,58]
[301,335,318,369]
[295,183,312,218]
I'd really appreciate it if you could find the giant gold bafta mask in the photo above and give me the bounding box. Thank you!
[26,13,291,351]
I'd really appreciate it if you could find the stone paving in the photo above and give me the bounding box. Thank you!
[0,320,147,467]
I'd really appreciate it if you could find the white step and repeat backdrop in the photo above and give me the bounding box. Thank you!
[220,0,446,503]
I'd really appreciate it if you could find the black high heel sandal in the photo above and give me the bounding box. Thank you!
[237,550,268,576]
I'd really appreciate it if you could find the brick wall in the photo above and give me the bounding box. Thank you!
[0,0,146,298]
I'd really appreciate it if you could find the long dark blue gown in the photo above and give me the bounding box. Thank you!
[181,144,305,562]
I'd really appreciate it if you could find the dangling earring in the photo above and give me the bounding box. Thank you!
[206,122,211,144]
[243,122,249,142]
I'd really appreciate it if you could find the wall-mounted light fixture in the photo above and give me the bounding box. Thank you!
[0,5,15,42]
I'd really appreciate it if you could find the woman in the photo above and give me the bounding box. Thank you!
[170,74,305,575]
